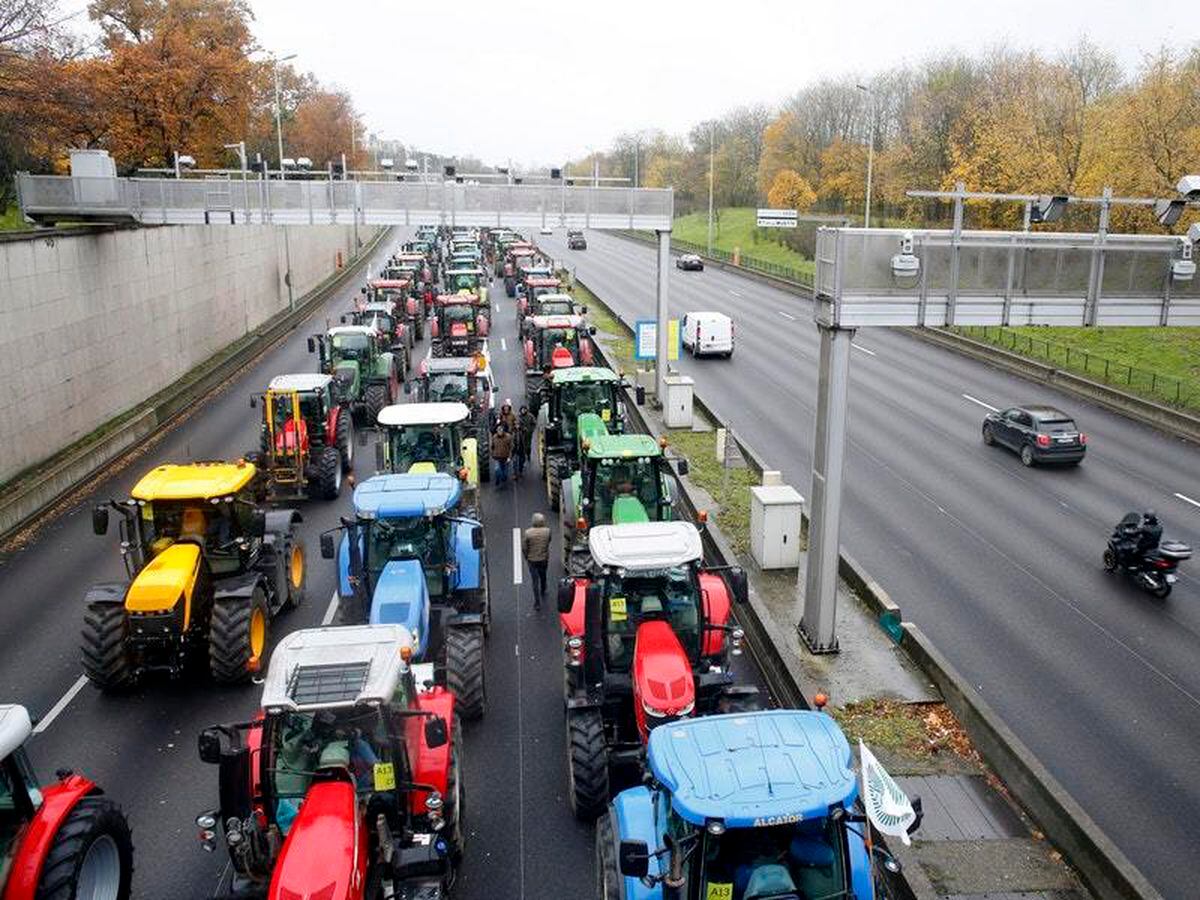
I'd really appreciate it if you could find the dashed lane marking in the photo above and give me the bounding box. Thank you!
[1175,492,1200,510]
[32,675,88,734]
[853,343,877,356]
[512,527,523,584]
[321,590,339,625]
[962,393,999,412]
[776,310,796,321]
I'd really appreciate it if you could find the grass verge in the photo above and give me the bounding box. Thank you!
[0,205,26,231]
[670,207,816,277]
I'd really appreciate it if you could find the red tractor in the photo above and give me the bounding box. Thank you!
[556,521,754,820]
[430,295,489,358]
[523,314,596,411]
[197,624,461,899]
[0,703,134,900]
[515,275,563,330]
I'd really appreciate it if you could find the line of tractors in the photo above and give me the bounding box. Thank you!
[2,226,915,900]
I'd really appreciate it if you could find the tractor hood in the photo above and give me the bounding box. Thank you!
[126,542,201,618]
[333,360,360,395]
[611,495,650,525]
[369,558,431,658]
[268,780,362,900]
[633,620,695,742]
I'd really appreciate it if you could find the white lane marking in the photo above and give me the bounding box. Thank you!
[776,310,796,321]
[321,590,339,625]
[515,643,520,656]
[32,675,88,734]
[1175,492,1200,510]
[494,302,502,314]
[852,343,877,356]
[962,393,999,412]
[512,527,523,584]
[729,289,743,298]
[501,337,507,352]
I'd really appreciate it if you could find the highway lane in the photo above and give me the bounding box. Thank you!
[542,228,1200,898]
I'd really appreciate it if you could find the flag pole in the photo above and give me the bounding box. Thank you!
[859,740,877,900]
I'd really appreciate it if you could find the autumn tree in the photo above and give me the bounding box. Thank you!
[767,169,816,211]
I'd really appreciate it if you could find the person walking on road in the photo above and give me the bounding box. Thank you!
[514,404,536,480]
[491,423,513,486]
[497,399,517,436]
[521,512,551,610]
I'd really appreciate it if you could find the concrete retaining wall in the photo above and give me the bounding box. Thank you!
[0,224,373,487]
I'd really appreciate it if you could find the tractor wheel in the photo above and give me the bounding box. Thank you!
[547,458,564,511]
[594,811,621,900]
[34,795,133,900]
[313,446,342,500]
[335,410,354,473]
[445,625,486,720]
[567,709,609,821]
[432,341,445,358]
[478,424,492,483]
[365,384,388,425]
[444,716,466,864]
[81,604,133,692]
[282,536,307,611]
[209,587,269,684]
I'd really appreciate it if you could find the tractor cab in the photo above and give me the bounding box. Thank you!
[526,291,576,325]
[375,402,480,504]
[347,300,411,357]
[430,295,489,357]
[557,522,751,819]
[411,355,497,483]
[516,276,563,326]
[444,267,488,305]
[309,326,400,424]
[251,373,352,501]
[363,277,410,309]
[0,704,134,899]
[503,247,538,295]
[84,461,305,687]
[538,366,625,510]
[196,625,462,896]
[524,315,597,411]
[601,710,918,900]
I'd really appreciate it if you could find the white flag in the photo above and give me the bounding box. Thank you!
[859,740,917,846]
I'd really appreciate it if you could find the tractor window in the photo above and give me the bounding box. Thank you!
[332,333,370,357]
[443,305,475,323]
[699,818,847,900]
[537,329,579,367]
[591,458,661,524]
[391,425,455,471]
[428,373,470,402]
[450,273,479,291]
[539,299,573,317]
[603,565,701,671]
[298,392,322,421]
[558,383,617,439]
[366,517,441,572]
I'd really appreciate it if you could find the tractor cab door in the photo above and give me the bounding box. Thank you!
[0,751,38,880]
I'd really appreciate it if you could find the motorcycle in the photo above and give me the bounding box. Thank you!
[1104,513,1191,598]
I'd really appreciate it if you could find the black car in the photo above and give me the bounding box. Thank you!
[676,253,704,271]
[982,405,1087,466]
[567,230,587,250]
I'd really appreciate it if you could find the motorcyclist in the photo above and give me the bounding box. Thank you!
[1137,509,1163,557]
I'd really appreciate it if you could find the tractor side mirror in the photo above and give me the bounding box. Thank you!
[92,505,110,536]
[677,458,690,477]
[307,337,316,353]
[471,525,484,550]
[320,532,336,559]
[197,726,231,765]
[725,566,749,605]
[249,395,257,409]
[375,442,385,471]
[557,577,577,614]
[424,715,448,749]
[618,840,650,879]
[248,508,266,538]
[635,385,646,407]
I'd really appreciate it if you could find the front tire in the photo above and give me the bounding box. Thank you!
[567,709,609,821]
[547,456,565,511]
[365,384,388,425]
[314,446,342,500]
[445,626,486,720]
[1102,547,1118,572]
[209,588,269,684]
[335,410,354,473]
[594,811,621,900]
[81,604,133,692]
[444,717,466,865]
[35,795,134,900]
[282,537,306,610]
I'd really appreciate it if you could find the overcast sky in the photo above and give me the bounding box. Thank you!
[70,0,1195,168]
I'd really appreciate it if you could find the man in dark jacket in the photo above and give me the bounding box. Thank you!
[521,512,551,609]
[491,424,513,486]
[514,404,536,480]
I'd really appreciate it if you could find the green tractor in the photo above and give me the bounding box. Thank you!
[559,430,687,572]
[538,366,625,510]
[308,325,401,426]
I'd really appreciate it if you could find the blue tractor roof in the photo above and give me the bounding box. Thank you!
[353,473,461,518]
[647,710,857,828]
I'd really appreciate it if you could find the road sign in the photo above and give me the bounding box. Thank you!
[634,319,681,361]
[757,208,798,229]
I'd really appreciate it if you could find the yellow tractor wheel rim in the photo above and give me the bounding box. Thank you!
[249,607,266,661]
[289,545,305,589]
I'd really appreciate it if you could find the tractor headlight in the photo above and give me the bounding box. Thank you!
[196,813,216,830]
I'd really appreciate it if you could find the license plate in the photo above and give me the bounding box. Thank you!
[1054,436,1075,444]
[1166,573,1178,583]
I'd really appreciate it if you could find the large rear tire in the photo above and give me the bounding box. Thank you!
[34,795,134,900]
[566,709,609,821]
[445,625,486,720]
[594,811,621,900]
[547,456,564,511]
[365,383,388,425]
[478,423,492,483]
[81,604,133,692]
[444,716,466,865]
[312,446,342,500]
[282,536,306,611]
[335,410,354,473]
[209,588,269,684]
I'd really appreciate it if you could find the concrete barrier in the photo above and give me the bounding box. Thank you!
[0,224,388,541]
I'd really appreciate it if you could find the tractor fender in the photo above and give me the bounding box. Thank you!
[325,404,341,447]
[450,521,483,591]
[580,338,595,366]
[611,787,666,899]
[446,611,485,629]
[410,687,456,814]
[699,571,732,658]
[264,508,302,538]
[2,774,98,900]
[212,572,266,605]
[83,581,129,607]
[523,339,535,369]
[559,578,588,638]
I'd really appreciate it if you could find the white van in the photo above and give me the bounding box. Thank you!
[681,311,734,358]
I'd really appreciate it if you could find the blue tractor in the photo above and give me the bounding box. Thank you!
[319,472,489,719]
[597,710,918,900]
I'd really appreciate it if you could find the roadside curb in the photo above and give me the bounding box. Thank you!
[0,225,391,544]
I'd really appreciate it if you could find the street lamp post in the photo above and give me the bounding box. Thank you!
[857,84,876,228]
[272,53,297,181]
[706,125,715,255]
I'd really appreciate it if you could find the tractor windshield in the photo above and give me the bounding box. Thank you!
[390,424,456,471]
[332,332,370,357]
[140,500,251,574]
[450,273,479,291]
[590,457,661,523]
[443,304,475,323]
[602,564,700,670]
[557,382,617,440]
[427,372,470,402]
[366,516,442,571]
[537,329,579,367]
[539,299,573,317]
[698,817,847,900]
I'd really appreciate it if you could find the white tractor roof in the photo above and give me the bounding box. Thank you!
[269,373,333,392]
[377,401,470,427]
[0,704,33,759]
[588,521,703,570]
[328,325,375,337]
[260,625,415,713]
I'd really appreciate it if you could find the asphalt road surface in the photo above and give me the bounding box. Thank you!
[537,228,1200,898]
[0,230,767,899]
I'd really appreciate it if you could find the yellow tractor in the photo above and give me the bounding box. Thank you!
[81,460,305,689]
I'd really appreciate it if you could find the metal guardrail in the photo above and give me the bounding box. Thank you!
[16,174,674,230]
